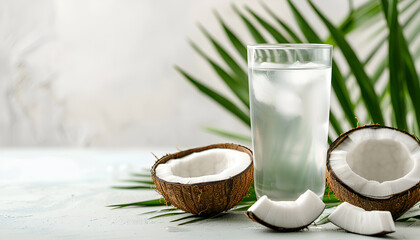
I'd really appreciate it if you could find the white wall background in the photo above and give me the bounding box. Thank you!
[0,0,361,148]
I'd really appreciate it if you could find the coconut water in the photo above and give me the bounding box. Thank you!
[249,62,331,201]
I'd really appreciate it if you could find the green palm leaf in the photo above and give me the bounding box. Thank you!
[232,4,267,43]
[382,0,420,133]
[338,0,383,35]
[175,66,250,127]
[130,173,151,178]
[214,11,247,62]
[198,24,248,85]
[122,180,154,185]
[140,208,179,215]
[108,198,167,208]
[385,0,408,130]
[204,126,251,143]
[308,0,384,125]
[361,0,416,48]
[382,0,420,134]
[170,215,197,223]
[329,111,344,137]
[178,213,227,226]
[260,2,302,43]
[245,6,289,43]
[351,0,419,113]
[189,40,249,108]
[407,3,420,43]
[111,185,155,190]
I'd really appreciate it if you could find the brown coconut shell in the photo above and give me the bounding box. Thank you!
[151,143,254,216]
[326,125,420,219]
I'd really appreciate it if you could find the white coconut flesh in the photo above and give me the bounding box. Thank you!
[328,202,395,235]
[329,128,420,198]
[247,190,325,229]
[154,148,251,184]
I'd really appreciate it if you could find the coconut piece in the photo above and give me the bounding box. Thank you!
[151,143,253,216]
[246,190,325,231]
[328,202,395,235]
[327,125,420,218]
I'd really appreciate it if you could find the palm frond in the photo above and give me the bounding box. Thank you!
[382,0,420,134]
[232,4,267,43]
[122,179,154,185]
[260,2,302,43]
[108,198,168,208]
[188,40,249,108]
[214,10,247,61]
[111,185,155,190]
[198,24,248,85]
[130,173,151,178]
[329,111,344,137]
[245,6,289,43]
[308,0,384,125]
[140,207,179,215]
[385,0,408,130]
[204,126,251,143]
[337,0,382,35]
[175,66,250,127]
[178,213,227,226]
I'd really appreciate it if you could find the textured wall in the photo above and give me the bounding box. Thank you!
[0,0,352,147]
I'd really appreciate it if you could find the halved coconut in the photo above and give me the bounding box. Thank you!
[246,190,325,231]
[328,202,395,235]
[151,143,253,215]
[327,125,420,218]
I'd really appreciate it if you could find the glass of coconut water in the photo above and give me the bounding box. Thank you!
[248,44,332,201]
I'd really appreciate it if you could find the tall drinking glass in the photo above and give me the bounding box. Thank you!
[248,44,332,201]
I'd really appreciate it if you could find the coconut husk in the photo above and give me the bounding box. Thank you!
[326,125,420,219]
[151,143,254,216]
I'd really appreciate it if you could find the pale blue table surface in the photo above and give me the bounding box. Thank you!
[0,148,419,239]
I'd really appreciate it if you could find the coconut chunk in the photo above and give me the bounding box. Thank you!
[155,148,251,184]
[328,202,395,235]
[246,190,325,231]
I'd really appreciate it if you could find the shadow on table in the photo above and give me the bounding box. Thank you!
[179,212,417,239]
